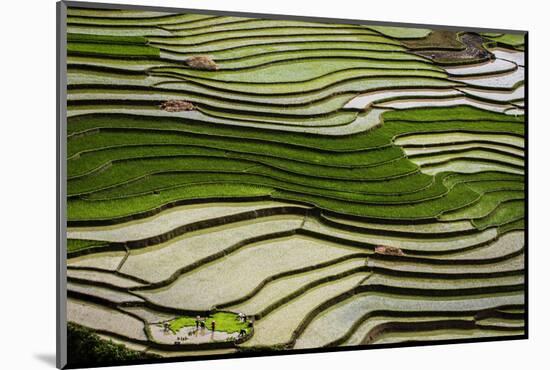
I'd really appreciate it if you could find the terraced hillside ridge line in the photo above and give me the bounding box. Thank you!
[64,6,526,364]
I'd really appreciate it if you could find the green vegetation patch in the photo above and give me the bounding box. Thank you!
[68,183,273,221]
[66,117,399,162]
[169,312,249,334]
[384,106,524,123]
[67,180,480,221]
[68,42,160,58]
[67,238,109,253]
[148,26,380,45]
[67,144,405,180]
[67,32,159,58]
[439,190,524,222]
[498,218,525,234]
[67,110,523,158]
[473,200,525,230]
[163,40,406,61]
[65,7,525,352]
[152,34,403,54]
[153,59,440,83]
[482,33,525,49]
[66,105,524,221]
[443,172,524,188]
[168,69,447,95]
[67,12,215,26]
[67,87,357,117]
[272,182,479,220]
[168,19,368,36]
[67,323,157,367]
[67,156,423,201]
[82,170,443,205]
[218,48,429,69]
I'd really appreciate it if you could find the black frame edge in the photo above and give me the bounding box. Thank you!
[523,31,529,340]
[57,1,68,369]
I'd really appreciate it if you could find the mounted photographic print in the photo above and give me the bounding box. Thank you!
[56,1,527,368]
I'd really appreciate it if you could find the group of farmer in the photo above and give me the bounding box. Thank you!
[193,313,254,335]
[195,315,215,332]
[237,312,254,338]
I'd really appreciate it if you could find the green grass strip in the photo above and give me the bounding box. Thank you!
[384,106,524,123]
[461,180,524,193]
[147,27,380,46]
[272,182,479,219]
[482,33,525,48]
[439,190,524,222]
[151,34,403,55]
[67,155,418,196]
[473,200,525,230]
[68,67,457,106]
[162,40,407,60]
[66,106,524,221]
[442,172,524,187]
[67,180,479,221]
[67,238,109,253]
[367,26,432,39]
[172,69,447,95]
[82,171,444,205]
[68,42,160,58]
[217,49,428,68]
[68,87,358,117]
[152,58,440,83]
[67,129,402,168]
[67,322,158,365]
[68,183,273,221]
[67,112,523,156]
[68,143,406,180]
[67,12,215,26]
[498,218,525,234]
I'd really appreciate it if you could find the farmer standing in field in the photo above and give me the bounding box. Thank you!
[211,320,216,332]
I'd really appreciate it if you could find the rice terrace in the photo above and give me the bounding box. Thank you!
[63,4,526,367]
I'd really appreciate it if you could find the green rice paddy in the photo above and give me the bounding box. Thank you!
[64,6,526,366]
